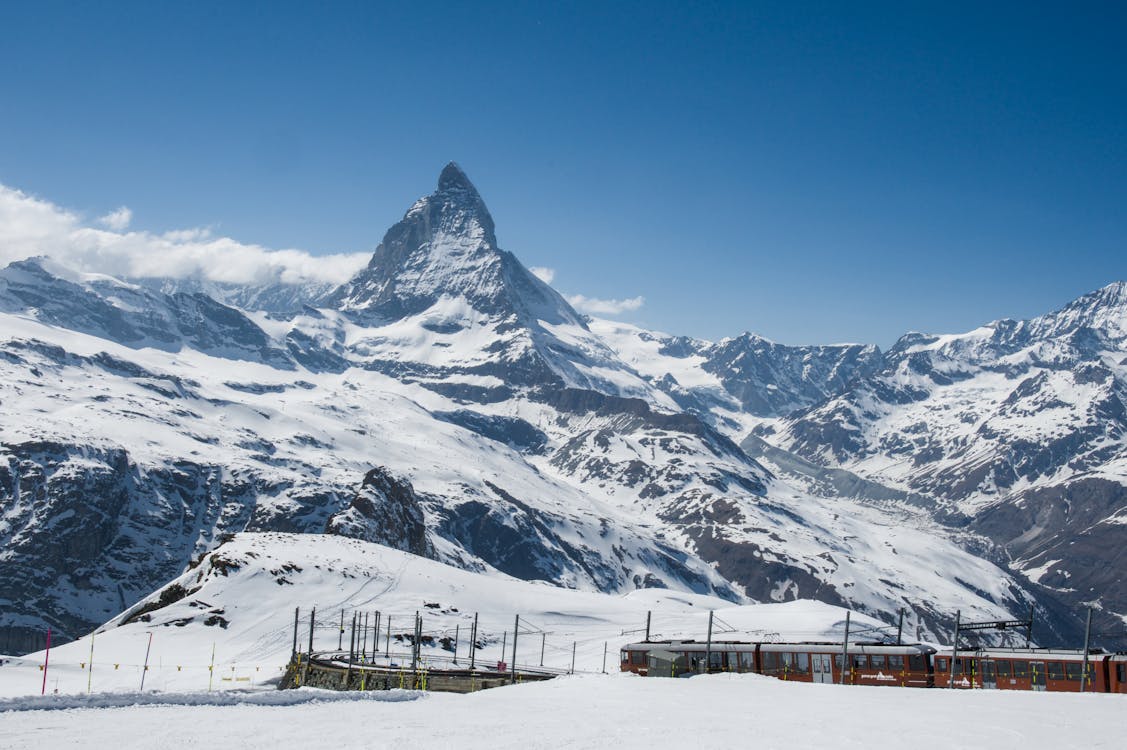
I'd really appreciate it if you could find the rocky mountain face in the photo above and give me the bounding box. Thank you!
[0,164,1078,654]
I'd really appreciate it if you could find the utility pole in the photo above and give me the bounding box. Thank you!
[949,610,961,690]
[385,615,391,657]
[511,614,520,684]
[645,611,652,642]
[704,610,714,673]
[840,612,851,685]
[338,609,344,650]
[540,632,546,667]
[454,624,460,665]
[602,641,608,674]
[307,607,316,655]
[469,613,478,671]
[896,608,904,645]
[373,612,381,661]
[1081,607,1093,693]
[412,611,420,672]
[570,641,576,674]
[361,612,368,660]
[346,612,356,686]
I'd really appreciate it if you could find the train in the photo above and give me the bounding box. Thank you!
[620,640,1127,694]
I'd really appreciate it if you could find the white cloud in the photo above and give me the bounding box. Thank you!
[529,266,556,284]
[0,184,369,286]
[566,294,645,316]
[98,206,132,231]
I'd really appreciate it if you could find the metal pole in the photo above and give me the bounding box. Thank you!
[454,624,460,665]
[571,641,577,674]
[362,612,369,661]
[896,608,904,645]
[385,615,391,657]
[373,612,381,661]
[292,607,300,658]
[1026,604,1034,648]
[704,610,714,673]
[308,607,316,655]
[840,612,851,685]
[139,632,153,693]
[511,615,520,684]
[209,642,216,692]
[645,611,652,642]
[87,632,95,694]
[338,609,344,650]
[540,632,546,667]
[602,641,608,674]
[469,613,478,671]
[501,631,507,664]
[40,628,52,696]
[1081,607,1093,693]
[412,612,420,672]
[346,612,356,686]
[949,610,961,689]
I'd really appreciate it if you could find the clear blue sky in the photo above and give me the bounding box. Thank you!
[1,1,1124,346]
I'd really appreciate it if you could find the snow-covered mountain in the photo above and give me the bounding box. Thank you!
[756,283,1127,638]
[0,165,1075,655]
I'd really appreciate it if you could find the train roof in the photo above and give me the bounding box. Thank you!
[622,640,935,655]
[955,647,1111,661]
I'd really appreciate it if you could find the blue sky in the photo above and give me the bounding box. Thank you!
[1,1,1124,346]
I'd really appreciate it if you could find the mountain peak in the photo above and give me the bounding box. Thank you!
[437,161,477,194]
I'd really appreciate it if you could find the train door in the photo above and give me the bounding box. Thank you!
[812,653,834,683]
[979,659,996,689]
[1030,662,1047,692]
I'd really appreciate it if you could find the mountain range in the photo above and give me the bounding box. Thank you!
[1,163,1121,654]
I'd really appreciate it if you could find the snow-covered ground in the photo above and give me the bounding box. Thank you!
[1,673,1121,749]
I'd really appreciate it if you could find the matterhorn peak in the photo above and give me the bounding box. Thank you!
[437,161,477,194]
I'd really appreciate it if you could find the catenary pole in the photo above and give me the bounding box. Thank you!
[454,624,460,665]
[1026,605,1035,647]
[840,612,851,685]
[511,615,520,684]
[540,632,546,667]
[87,632,95,694]
[292,607,299,658]
[704,610,714,673]
[139,632,153,693]
[385,615,391,657]
[308,607,316,655]
[1081,607,1093,693]
[602,641,608,674]
[469,613,478,671]
[339,609,344,650]
[949,610,961,689]
[570,641,576,674]
[645,611,652,642]
[896,608,904,645]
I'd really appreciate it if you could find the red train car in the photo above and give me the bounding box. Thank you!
[935,648,1122,693]
[621,640,935,687]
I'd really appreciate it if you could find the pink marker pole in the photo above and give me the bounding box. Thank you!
[41,628,52,696]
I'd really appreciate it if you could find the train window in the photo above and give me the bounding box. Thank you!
[852,654,867,669]
[708,652,724,669]
[762,652,778,672]
[740,652,755,671]
[909,655,926,671]
[621,651,630,663]
[952,658,963,676]
[888,655,904,670]
[1047,662,1065,680]
[1117,664,1126,683]
[1012,661,1028,678]
[631,651,645,665]
[1064,663,1082,681]
[935,657,948,672]
[834,654,845,669]
[870,655,886,669]
[795,653,809,673]
[996,660,1011,678]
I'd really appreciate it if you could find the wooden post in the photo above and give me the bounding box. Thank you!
[840,612,851,685]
